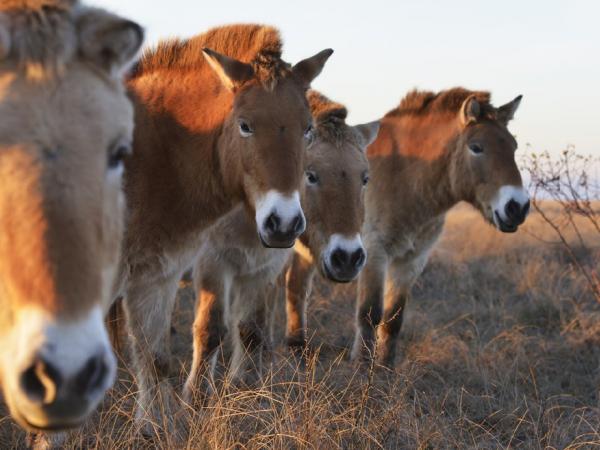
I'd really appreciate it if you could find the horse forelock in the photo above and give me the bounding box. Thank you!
[308,90,365,149]
[0,0,79,75]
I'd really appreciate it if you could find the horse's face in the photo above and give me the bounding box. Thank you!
[457,95,530,232]
[0,7,142,431]
[302,121,378,283]
[231,79,312,248]
[203,48,333,248]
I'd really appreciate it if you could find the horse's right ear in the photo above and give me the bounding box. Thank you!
[77,9,144,78]
[354,120,380,150]
[0,14,10,60]
[460,95,480,126]
[202,48,254,91]
[292,49,334,89]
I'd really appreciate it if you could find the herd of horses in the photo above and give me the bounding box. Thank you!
[0,0,531,443]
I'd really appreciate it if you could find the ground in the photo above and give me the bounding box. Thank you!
[1,202,599,449]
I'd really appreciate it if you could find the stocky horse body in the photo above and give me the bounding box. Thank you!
[185,91,378,397]
[344,88,530,366]
[114,25,332,430]
[0,0,143,432]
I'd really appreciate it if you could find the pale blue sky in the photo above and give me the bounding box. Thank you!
[97,0,599,156]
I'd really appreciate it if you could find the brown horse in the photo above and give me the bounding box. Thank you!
[0,0,142,431]
[117,25,332,429]
[345,88,529,366]
[184,91,378,397]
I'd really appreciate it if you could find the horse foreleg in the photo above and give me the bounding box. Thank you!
[183,271,228,404]
[122,271,181,437]
[285,251,316,349]
[351,249,387,363]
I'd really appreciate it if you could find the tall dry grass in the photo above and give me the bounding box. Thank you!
[1,155,599,449]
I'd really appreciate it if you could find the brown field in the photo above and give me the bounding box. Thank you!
[1,202,599,449]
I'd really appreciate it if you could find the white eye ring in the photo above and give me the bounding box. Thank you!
[304,124,314,141]
[305,170,318,186]
[469,143,484,155]
[107,140,132,175]
[239,120,253,137]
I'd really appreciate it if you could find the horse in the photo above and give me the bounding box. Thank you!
[184,91,378,398]
[116,24,333,430]
[346,87,529,366]
[0,0,142,431]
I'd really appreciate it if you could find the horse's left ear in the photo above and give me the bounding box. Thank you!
[460,95,480,127]
[497,95,523,125]
[77,8,144,78]
[292,48,334,89]
[354,120,380,150]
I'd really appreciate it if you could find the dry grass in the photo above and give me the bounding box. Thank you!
[2,202,599,449]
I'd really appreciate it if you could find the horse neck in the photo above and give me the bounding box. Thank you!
[126,74,243,232]
[376,114,464,220]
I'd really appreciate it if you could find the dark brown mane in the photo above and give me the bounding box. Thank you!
[308,90,358,148]
[131,24,290,85]
[0,0,77,69]
[386,87,494,119]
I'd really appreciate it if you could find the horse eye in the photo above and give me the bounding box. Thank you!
[362,173,370,186]
[239,120,253,137]
[469,143,484,154]
[108,142,132,170]
[304,124,314,140]
[305,170,319,185]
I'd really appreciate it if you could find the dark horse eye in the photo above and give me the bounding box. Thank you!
[239,120,253,136]
[362,173,370,186]
[108,142,132,170]
[305,170,318,185]
[469,143,484,154]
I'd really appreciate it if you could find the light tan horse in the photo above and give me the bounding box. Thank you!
[345,88,529,366]
[184,91,378,397]
[0,0,142,431]
[116,25,332,430]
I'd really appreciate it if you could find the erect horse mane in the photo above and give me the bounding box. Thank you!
[386,87,495,119]
[308,90,359,148]
[130,24,290,85]
[0,0,78,69]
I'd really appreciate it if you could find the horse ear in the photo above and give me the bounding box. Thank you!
[460,95,480,126]
[292,48,333,89]
[77,9,144,78]
[354,120,380,150]
[202,48,254,91]
[497,95,522,125]
[0,14,10,60]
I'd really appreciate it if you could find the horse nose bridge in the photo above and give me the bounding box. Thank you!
[326,233,365,258]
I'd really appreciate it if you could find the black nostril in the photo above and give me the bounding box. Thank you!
[351,248,366,269]
[20,359,62,405]
[505,199,521,222]
[331,249,349,270]
[264,213,281,234]
[291,214,305,235]
[74,353,108,395]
